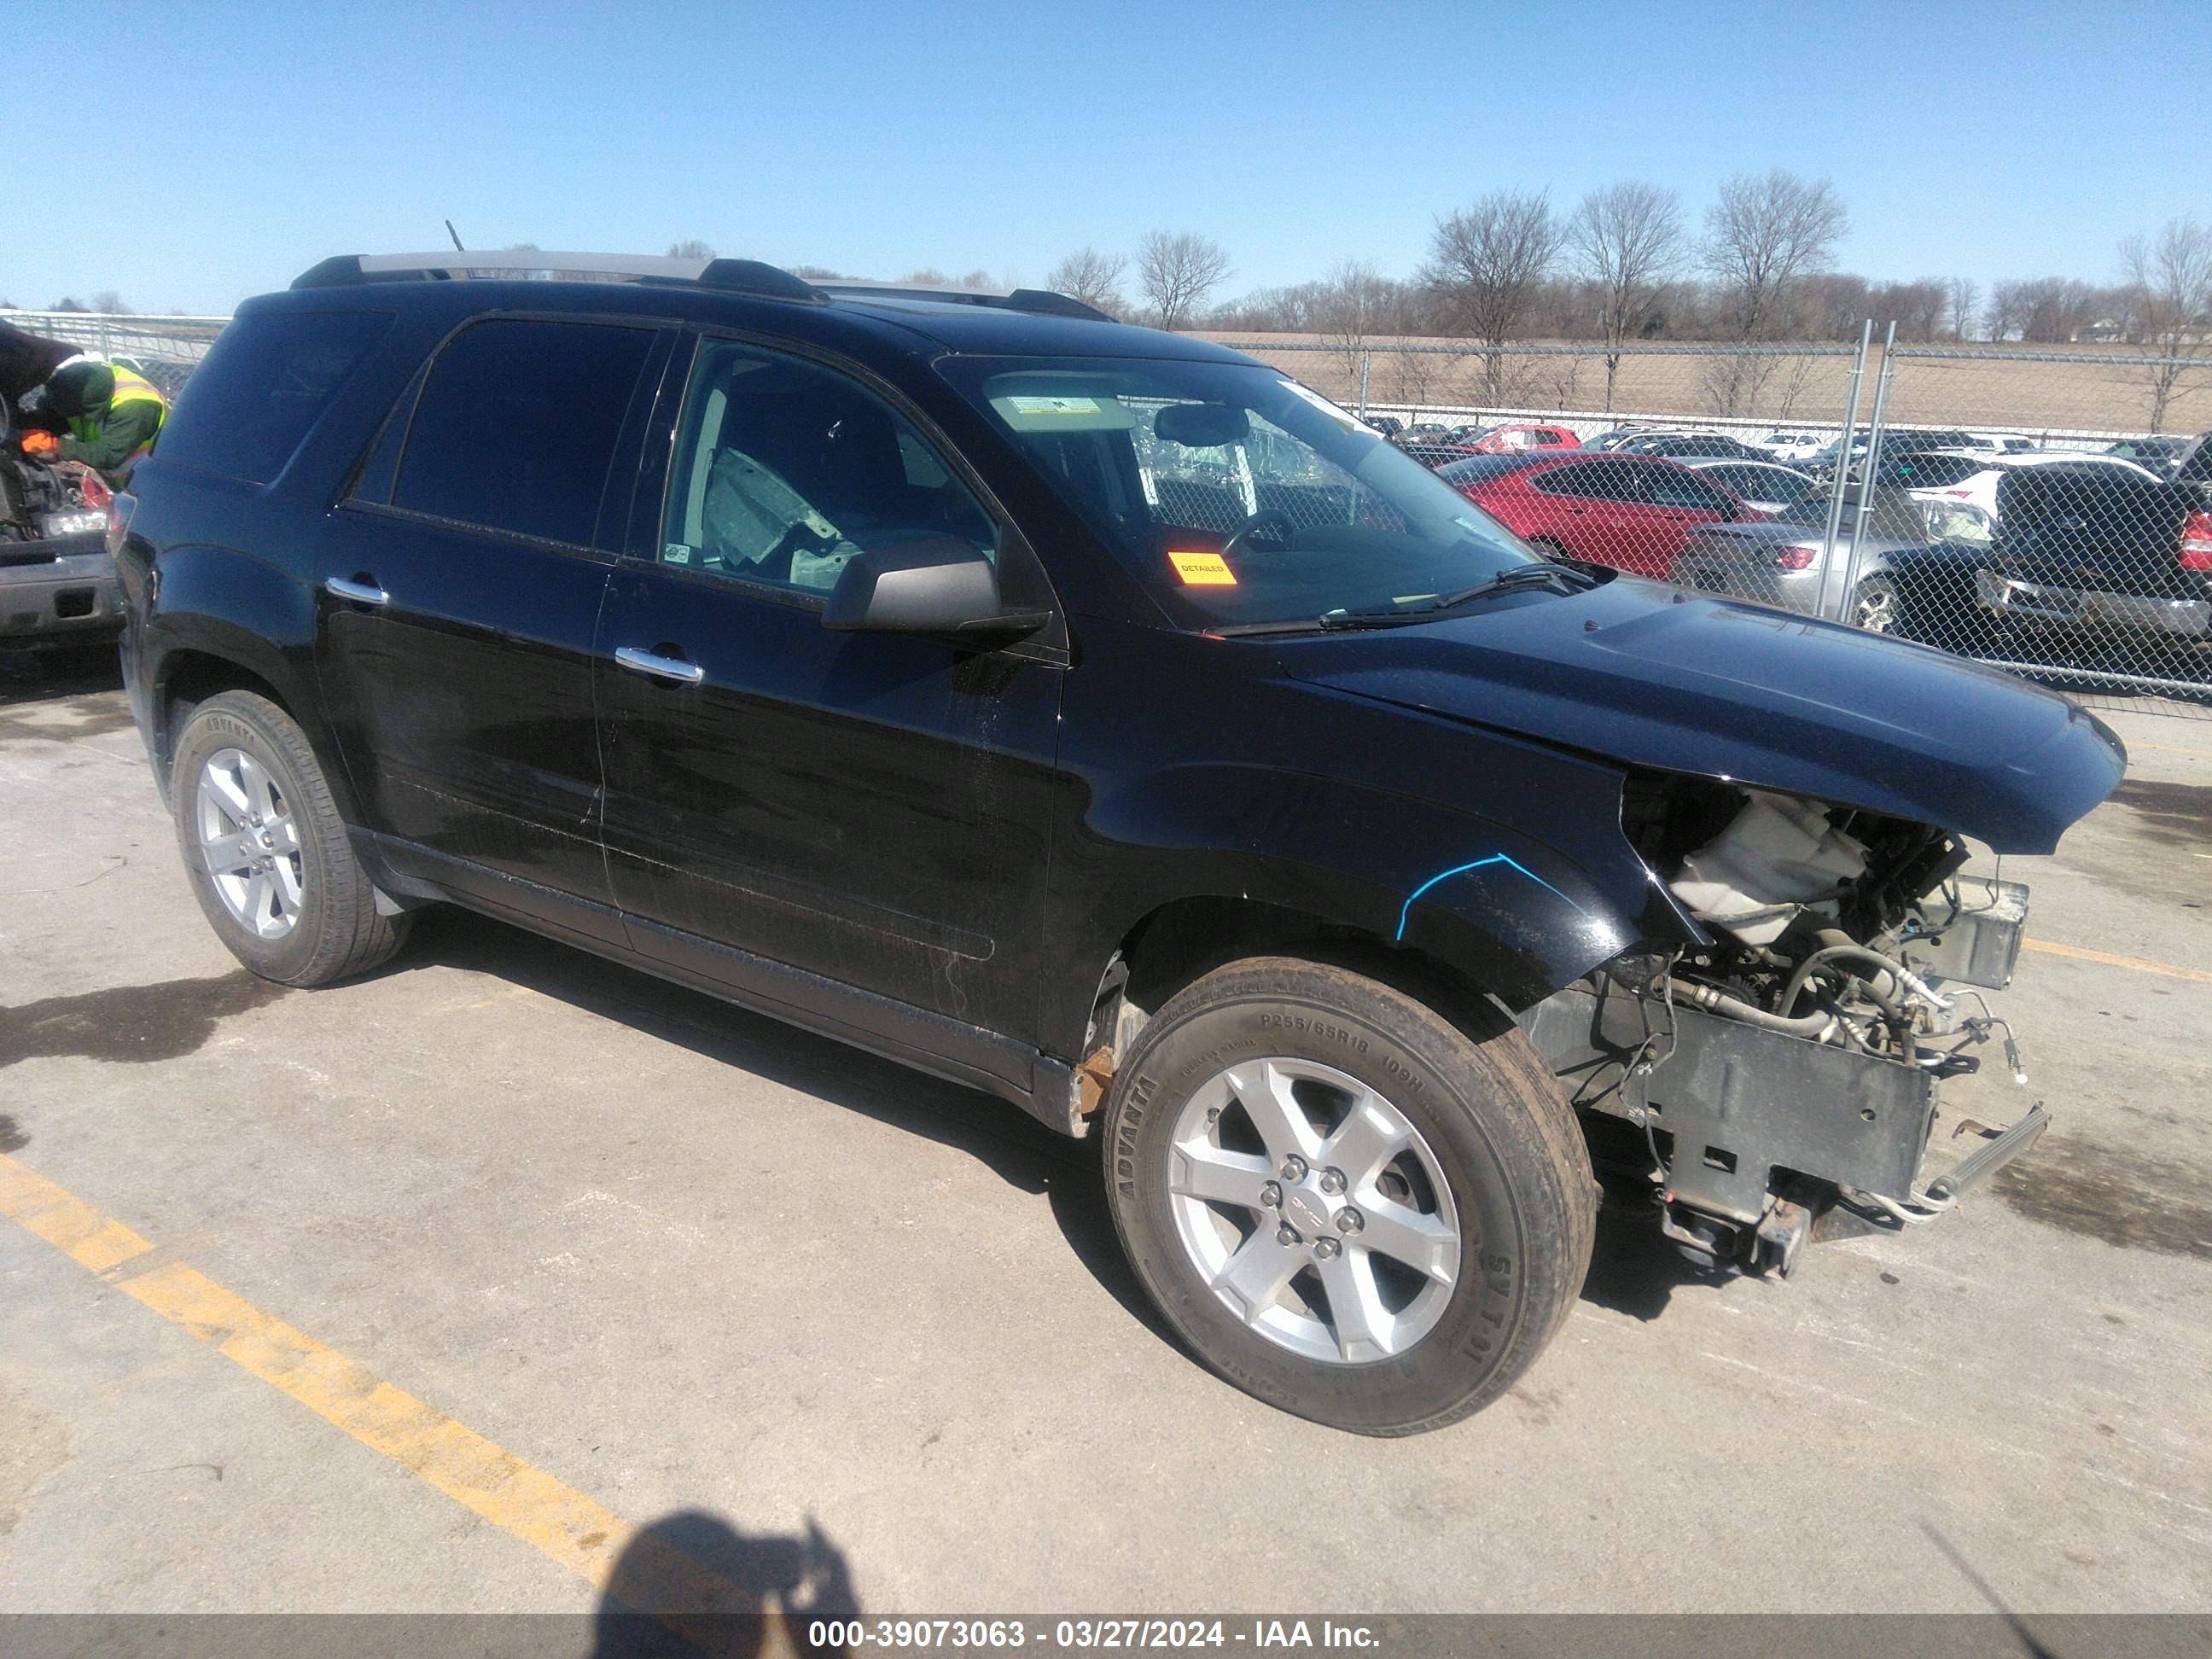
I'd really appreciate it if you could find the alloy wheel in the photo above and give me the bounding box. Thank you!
[1166,1057,1463,1365]
[195,747,304,940]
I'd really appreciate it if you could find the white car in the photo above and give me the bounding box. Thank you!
[1760,428,1832,462]
[1966,432,2041,455]
[1906,449,2163,521]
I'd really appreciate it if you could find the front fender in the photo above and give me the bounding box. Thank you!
[1047,759,1688,1054]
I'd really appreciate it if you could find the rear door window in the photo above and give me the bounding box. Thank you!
[153,308,395,485]
[392,317,657,549]
[1529,460,1639,501]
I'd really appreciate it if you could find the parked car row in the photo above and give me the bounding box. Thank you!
[1389,412,2209,683]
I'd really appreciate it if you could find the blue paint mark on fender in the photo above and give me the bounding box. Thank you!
[1395,854,1586,942]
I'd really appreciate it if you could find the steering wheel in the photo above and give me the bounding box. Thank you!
[1220,509,1296,562]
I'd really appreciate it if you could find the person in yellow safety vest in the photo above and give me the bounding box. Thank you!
[15,359,167,486]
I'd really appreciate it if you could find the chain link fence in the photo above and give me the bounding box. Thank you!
[1210,335,2211,719]
[2,310,228,399]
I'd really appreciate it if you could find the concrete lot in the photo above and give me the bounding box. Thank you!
[2,643,2208,1620]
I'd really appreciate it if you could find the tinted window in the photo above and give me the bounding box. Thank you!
[1710,464,1815,503]
[1434,454,1534,487]
[154,308,394,485]
[661,341,998,595]
[1530,459,1640,501]
[393,319,655,547]
[1641,467,1733,511]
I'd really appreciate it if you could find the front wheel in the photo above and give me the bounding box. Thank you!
[170,690,410,986]
[1101,958,1594,1435]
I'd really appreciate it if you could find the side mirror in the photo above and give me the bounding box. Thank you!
[823,537,1050,639]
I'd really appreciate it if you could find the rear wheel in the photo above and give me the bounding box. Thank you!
[1101,958,1594,1435]
[170,690,409,986]
[1851,573,1908,635]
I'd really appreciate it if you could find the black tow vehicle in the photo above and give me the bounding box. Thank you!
[116,252,2122,1434]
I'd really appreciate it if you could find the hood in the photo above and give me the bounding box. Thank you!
[1279,577,2124,853]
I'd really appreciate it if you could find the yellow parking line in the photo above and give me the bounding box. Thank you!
[2021,937,2212,984]
[0,1153,768,1640]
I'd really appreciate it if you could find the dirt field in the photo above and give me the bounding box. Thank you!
[1199,332,2212,440]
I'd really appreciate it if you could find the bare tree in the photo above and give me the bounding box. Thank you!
[2120,215,2212,432]
[1423,189,1565,402]
[1703,170,1849,341]
[1982,279,2028,342]
[1138,232,1231,330]
[1567,182,1685,410]
[1946,276,1981,341]
[1045,247,1127,315]
[1311,260,1399,394]
[1699,171,1848,413]
[90,289,132,315]
[667,240,716,260]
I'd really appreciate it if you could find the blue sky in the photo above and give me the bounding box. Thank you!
[12,0,2209,315]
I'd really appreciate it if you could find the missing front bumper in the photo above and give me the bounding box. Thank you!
[1521,978,1941,1225]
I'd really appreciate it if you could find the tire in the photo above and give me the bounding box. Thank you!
[1850,573,1908,636]
[1101,957,1594,1435]
[169,690,409,987]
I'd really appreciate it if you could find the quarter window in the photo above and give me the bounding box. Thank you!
[155,308,394,485]
[660,341,998,595]
[393,318,656,548]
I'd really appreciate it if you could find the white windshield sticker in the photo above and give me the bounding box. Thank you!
[1008,395,1101,416]
[1278,378,1363,432]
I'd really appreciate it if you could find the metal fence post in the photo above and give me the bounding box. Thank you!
[1358,354,1371,421]
[1833,321,1898,622]
[1814,322,1873,620]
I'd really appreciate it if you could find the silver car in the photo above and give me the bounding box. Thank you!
[1672,490,1996,637]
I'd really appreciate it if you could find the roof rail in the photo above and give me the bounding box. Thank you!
[811,281,1115,323]
[289,250,825,304]
[285,253,1109,320]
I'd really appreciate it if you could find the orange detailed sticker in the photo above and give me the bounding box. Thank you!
[1169,551,1237,586]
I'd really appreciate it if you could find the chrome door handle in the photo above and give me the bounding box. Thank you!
[614,645,705,684]
[325,576,389,606]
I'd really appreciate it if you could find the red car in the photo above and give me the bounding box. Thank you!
[1466,422,1579,454]
[1437,451,1756,579]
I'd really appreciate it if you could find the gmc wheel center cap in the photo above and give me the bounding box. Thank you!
[1284,1188,1332,1238]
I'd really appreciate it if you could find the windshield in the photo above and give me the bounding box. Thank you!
[937,357,1535,626]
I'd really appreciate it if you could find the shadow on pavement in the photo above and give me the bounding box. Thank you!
[390,907,1175,1349]
[593,1507,859,1657]
[1577,1202,1739,1322]
[0,640,123,706]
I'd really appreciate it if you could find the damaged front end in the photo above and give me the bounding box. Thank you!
[1520,771,2049,1273]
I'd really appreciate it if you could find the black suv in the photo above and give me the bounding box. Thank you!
[117,251,2122,1435]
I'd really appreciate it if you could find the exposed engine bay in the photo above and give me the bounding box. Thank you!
[3,388,114,549]
[1521,770,2042,1274]
[1,451,112,545]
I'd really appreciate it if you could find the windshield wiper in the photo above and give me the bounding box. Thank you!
[1421,562,1599,610]
[1206,562,1598,638]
